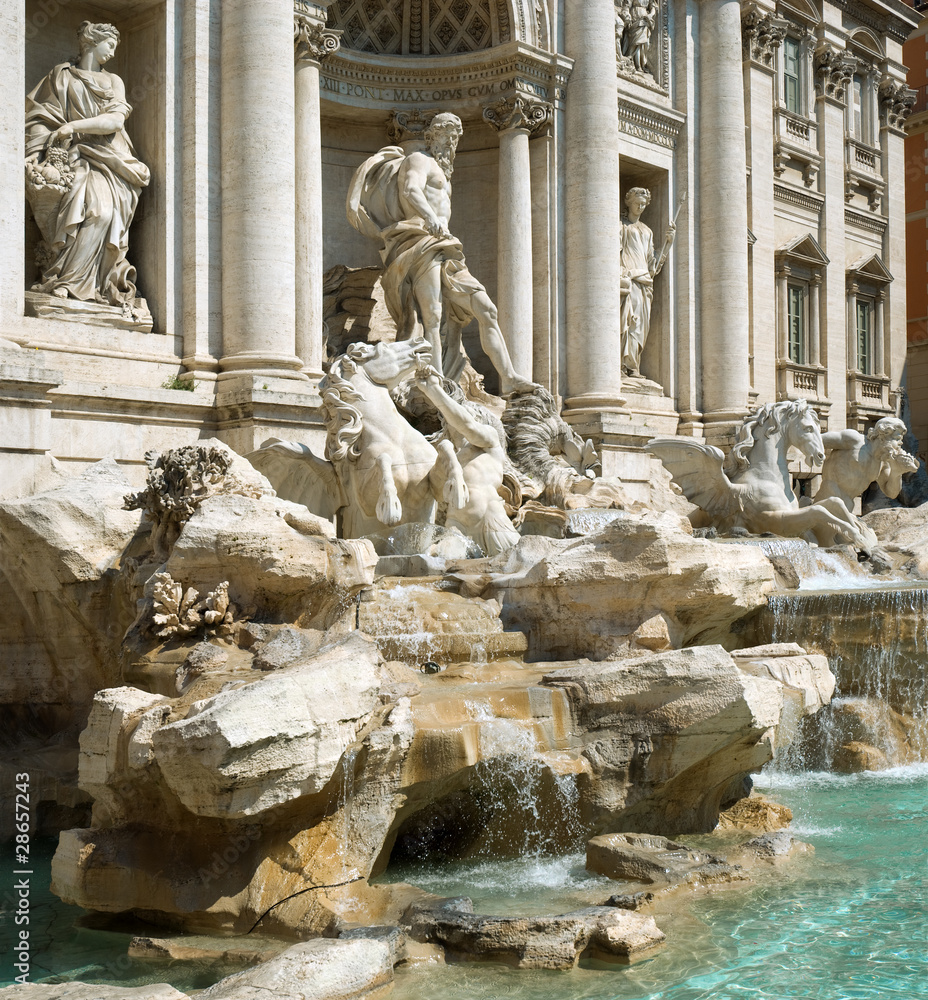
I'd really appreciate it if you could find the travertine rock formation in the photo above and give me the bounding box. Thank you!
[542,644,833,835]
[196,938,393,1000]
[403,897,665,968]
[476,512,777,659]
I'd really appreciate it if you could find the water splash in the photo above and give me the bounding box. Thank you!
[742,537,883,590]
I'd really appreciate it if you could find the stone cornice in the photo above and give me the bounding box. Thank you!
[617,98,684,149]
[831,0,921,44]
[774,182,825,213]
[482,94,552,134]
[845,206,888,233]
[318,41,573,117]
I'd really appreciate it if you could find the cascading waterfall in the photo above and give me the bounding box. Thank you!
[744,584,928,769]
[469,702,584,858]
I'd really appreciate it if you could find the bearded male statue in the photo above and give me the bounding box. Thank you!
[346,112,536,395]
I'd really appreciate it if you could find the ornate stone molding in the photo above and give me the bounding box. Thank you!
[813,45,856,103]
[741,5,788,68]
[773,182,824,214]
[845,206,887,235]
[482,94,551,134]
[617,98,683,150]
[386,108,436,143]
[879,78,916,131]
[318,42,572,115]
[295,6,342,65]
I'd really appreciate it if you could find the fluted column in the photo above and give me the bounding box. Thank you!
[295,6,340,379]
[698,0,750,435]
[483,95,551,382]
[563,0,625,412]
[0,2,25,337]
[219,0,306,380]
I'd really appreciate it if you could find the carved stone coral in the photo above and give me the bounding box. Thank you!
[124,444,266,561]
[150,573,244,640]
[482,94,552,134]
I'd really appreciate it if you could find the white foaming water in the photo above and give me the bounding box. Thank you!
[751,537,882,590]
[760,760,928,789]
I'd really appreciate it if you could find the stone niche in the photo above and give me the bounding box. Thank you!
[23,0,173,335]
[619,162,672,394]
[320,111,505,391]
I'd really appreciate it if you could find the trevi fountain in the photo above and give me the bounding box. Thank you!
[0,2,926,999]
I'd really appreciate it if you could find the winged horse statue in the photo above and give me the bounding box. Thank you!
[650,399,877,553]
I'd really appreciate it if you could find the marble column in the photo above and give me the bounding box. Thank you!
[815,45,855,425]
[181,0,221,380]
[219,0,306,381]
[742,7,786,405]
[483,95,551,382]
[810,273,822,367]
[875,290,885,376]
[563,0,625,413]
[698,0,751,436]
[0,3,25,337]
[847,281,858,369]
[776,265,789,361]
[295,8,340,379]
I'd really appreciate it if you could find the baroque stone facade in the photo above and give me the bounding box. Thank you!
[0,0,920,501]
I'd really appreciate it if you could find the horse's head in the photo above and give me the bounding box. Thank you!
[784,399,825,467]
[342,339,432,389]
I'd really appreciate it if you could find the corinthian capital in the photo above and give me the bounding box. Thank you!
[879,78,917,130]
[741,5,788,68]
[813,45,856,102]
[294,8,341,64]
[482,95,552,135]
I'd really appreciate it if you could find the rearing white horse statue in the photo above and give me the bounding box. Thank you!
[249,339,467,539]
[650,399,876,552]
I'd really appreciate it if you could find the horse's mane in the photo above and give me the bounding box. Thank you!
[729,399,812,473]
[319,344,376,463]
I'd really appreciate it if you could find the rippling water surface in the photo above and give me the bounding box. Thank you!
[2,766,926,997]
[386,765,928,1000]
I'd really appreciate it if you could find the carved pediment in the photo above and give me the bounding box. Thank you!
[847,254,893,284]
[777,233,829,268]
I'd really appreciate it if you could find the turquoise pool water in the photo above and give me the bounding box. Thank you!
[2,765,926,997]
[385,765,928,1000]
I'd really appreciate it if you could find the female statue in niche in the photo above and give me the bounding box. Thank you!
[619,186,674,379]
[25,21,151,321]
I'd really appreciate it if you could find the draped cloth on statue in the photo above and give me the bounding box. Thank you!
[619,218,656,374]
[25,63,150,305]
[346,146,486,344]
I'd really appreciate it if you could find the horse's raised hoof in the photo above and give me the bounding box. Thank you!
[376,491,402,526]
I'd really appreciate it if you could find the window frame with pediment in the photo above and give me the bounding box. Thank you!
[772,1,820,187]
[843,28,884,211]
[775,233,828,402]
[846,253,893,417]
